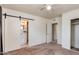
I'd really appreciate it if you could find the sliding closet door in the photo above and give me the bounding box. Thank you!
[4,16,27,52]
[47,23,52,43]
[71,24,75,48]
[74,24,79,48]
[4,17,21,52]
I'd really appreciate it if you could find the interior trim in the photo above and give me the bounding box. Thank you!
[0,6,3,55]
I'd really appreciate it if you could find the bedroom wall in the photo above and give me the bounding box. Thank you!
[2,8,49,52]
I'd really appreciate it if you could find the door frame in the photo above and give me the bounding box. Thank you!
[27,21,29,45]
[0,6,3,55]
[71,18,79,49]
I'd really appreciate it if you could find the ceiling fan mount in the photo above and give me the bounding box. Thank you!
[40,4,54,11]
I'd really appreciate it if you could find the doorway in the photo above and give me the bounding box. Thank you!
[52,23,57,43]
[21,19,29,46]
[71,19,79,51]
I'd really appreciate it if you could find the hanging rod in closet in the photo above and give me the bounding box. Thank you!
[3,13,34,20]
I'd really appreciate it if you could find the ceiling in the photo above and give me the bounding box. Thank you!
[1,4,79,19]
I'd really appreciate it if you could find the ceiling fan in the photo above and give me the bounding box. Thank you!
[40,4,54,11]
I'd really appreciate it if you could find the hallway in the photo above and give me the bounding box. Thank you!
[4,42,79,55]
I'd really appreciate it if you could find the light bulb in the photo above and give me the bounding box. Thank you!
[46,5,52,10]
[21,26,23,30]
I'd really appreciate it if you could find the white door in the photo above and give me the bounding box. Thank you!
[74,24,79,48]
[4,17,27,52]
[46,23,52,43]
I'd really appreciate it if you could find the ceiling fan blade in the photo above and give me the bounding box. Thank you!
[40,7,45,11]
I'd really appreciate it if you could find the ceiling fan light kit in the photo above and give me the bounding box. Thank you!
[40,4,52,11]
[46,5,52,10]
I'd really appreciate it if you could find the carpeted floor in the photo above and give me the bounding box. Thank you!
[4,42,79,55]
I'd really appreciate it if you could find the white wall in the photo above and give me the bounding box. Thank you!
[2,8,49,52]
[29,16,48,46]
[50,17,62,44]
[62,8,79,49]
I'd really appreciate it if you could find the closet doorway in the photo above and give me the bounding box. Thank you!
[52,23,57,43]
[71,18,79,51]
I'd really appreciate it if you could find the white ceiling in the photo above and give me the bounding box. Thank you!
[1,4,79,19]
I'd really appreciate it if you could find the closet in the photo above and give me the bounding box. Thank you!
[71,19,79,50]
